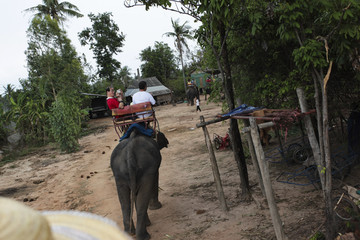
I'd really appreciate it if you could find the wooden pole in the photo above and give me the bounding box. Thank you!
[249,118,288,240]
[241,121,275,134]
[200,116,229,212]
[245,132,265,197]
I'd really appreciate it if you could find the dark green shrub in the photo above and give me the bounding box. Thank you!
[49,96,85,153]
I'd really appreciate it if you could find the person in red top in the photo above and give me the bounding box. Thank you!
[106,87,125,109]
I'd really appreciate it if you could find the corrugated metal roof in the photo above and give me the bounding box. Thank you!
[80,92,106,97]
[124,77,171,97]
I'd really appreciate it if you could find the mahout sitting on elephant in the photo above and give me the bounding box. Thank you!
[186,86,199,106]
[111,129,168,240]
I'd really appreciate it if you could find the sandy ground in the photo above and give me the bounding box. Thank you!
[1,95,355,239]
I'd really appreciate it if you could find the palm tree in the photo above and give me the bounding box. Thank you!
[164,18,193,95]
[3,84,15,102]
[25,0,83,23]
[118,66,132,89]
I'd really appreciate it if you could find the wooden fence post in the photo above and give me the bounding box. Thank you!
[200,116,229,212]
[249,118,288,240]
[245,132,265,197]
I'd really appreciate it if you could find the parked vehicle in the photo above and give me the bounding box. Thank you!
[81,93,111,119]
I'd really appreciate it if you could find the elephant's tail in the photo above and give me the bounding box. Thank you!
[127,142,137,233]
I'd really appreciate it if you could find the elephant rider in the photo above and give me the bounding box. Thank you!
[116,80,157,141]
[132,81,156,118]
[106,87,125,110]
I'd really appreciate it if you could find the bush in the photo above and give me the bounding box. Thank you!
[49,96,85,153]
[166,77,186,102]
[0,105,8,145]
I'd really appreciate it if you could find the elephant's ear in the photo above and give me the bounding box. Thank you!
[156,131,169,150]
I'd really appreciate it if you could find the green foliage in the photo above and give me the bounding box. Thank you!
[4,15,90,148]
[132,0,360,114]
[165,76,185,101]
[6,92,50,145]
[310,231,325,240]
[0,102,8,145]
[25,16,88,101]
[48,95,86,153]
[206,79,229,112]
[293,40,327,71]
[164,18,193,55]
[139,41,178,85]
[24,0,83,23]
[79,12,125,84]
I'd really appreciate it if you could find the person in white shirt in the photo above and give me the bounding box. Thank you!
[132,81,156,118]
[195,97,201,112]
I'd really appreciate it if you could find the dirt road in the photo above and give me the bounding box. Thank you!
[0,96,328,239]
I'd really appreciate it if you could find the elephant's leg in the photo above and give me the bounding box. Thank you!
[145,213,151,226]
[114,177,135,234]
[149,172,162,210]
[135,174,155,240]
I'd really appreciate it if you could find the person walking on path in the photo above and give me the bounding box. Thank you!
[195,97,201,112]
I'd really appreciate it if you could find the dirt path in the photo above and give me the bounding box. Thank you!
[0,95,332,239]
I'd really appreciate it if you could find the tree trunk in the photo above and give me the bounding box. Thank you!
[296,88,324,189]
[49,66,57,102]
[312,67,335,239]
[312,70,325,168]
[320,72,335,240]
[179,46,187,96]
[217,21,250,195]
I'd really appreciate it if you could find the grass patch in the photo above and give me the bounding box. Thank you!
[0,146,44,168]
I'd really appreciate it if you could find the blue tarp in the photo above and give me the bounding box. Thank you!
[120,123,154,141]
[221,104,262,117]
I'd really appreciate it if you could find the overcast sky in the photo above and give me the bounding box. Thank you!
[0,0,200,95]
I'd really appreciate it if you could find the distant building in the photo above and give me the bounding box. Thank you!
[124,77,172,105]
[191,70,221,94]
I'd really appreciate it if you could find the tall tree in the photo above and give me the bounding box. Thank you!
[25,15,87,101]
[25,0,83,23]
[129,0,252,201]
[79,12,125,86]
[164,18,193,95]
[17,15,87,149]
[276,1,360,238]
[3,84,15,103]
[139,41,177,85]
[118,66,133,89]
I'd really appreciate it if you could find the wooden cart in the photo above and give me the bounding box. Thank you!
[112,102,156,139]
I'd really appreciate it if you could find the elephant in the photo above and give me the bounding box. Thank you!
[110,129,168,240]
[186,86,200,106]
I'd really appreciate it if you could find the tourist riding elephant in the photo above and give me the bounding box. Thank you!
[186,86,200,106]
[111,130,168,240]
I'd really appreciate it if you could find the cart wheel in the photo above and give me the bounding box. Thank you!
[333,195,358,221]
[293,148,308,164]
[286,143,302,163]
[214,138,221,150]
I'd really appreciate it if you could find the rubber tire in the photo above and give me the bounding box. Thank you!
[286,143,302,163]
[293,148,308,164]
[333,195,358,221]
[214,138,221,150]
